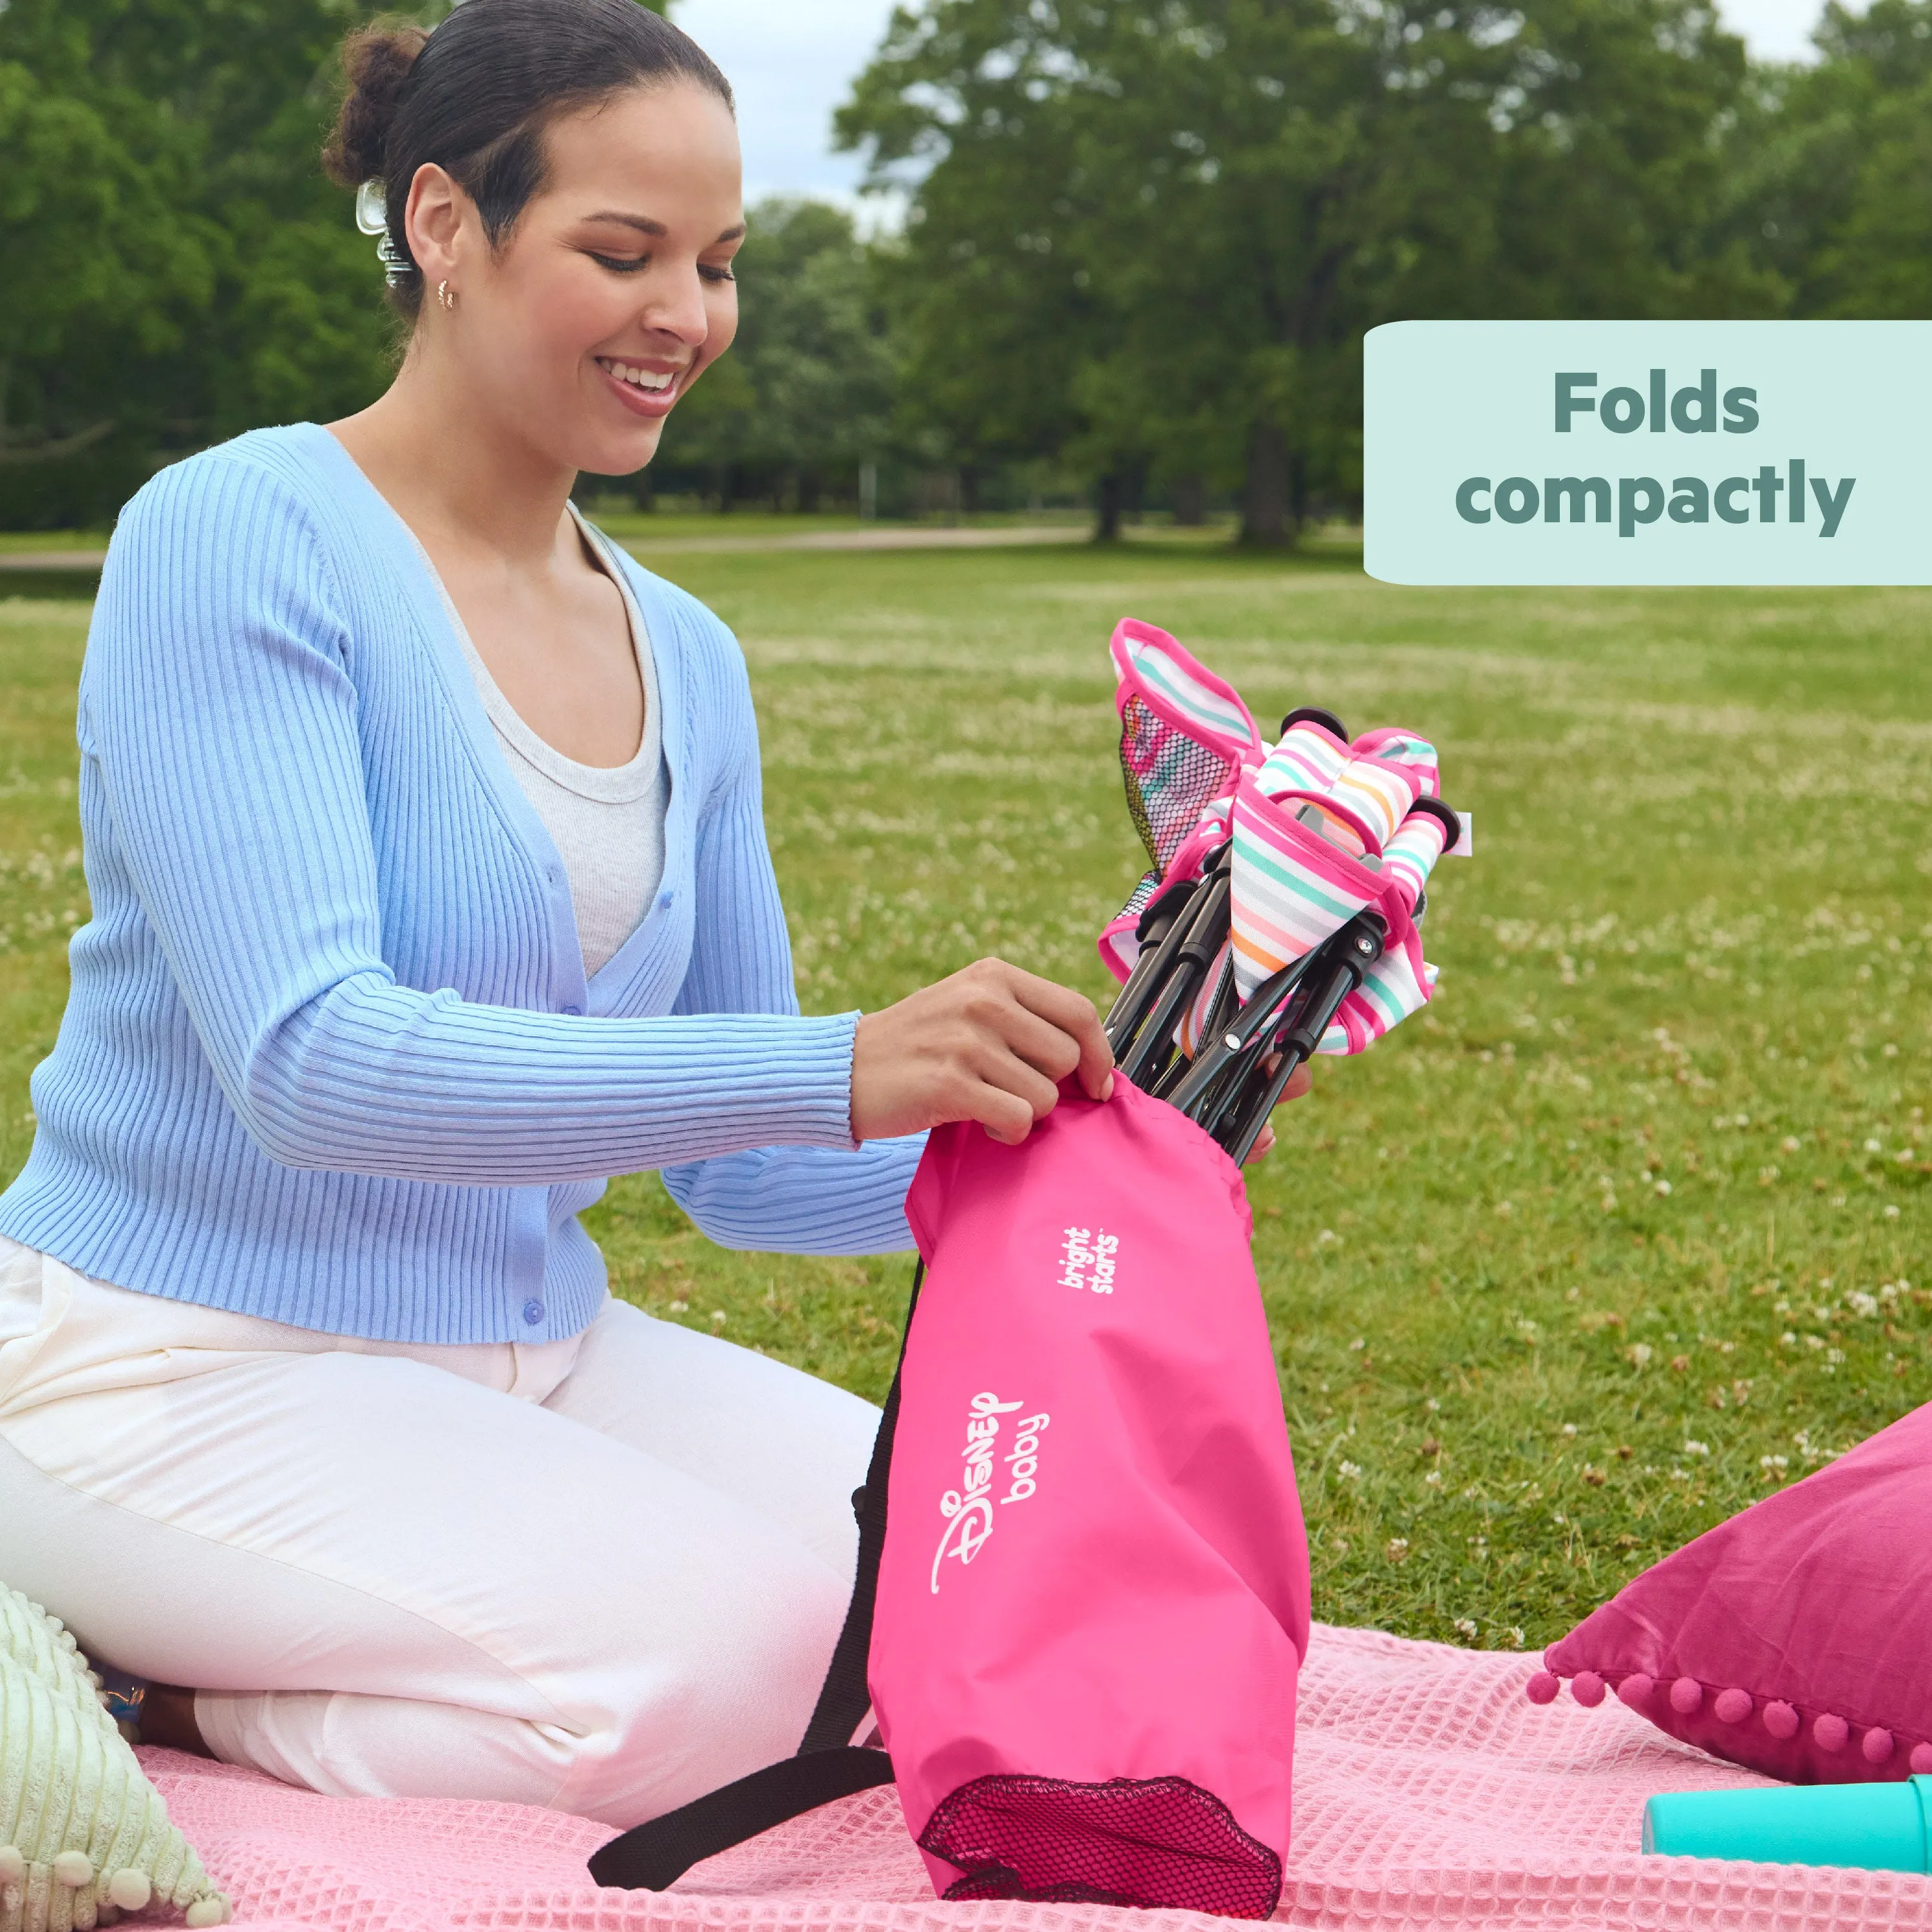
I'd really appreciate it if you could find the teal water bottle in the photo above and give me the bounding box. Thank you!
[1644,1777,1932,1872]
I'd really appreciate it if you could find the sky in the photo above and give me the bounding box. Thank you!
[672,0,1836,218]
[672,0,904,213]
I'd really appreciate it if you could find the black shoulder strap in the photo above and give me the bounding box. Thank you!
[589,1264,923,1892]
[586,1747,895,1890]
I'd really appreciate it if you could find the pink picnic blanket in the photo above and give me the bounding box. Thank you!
[144,1624,1932,1932]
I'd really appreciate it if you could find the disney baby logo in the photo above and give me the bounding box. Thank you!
[931,1392,1050,1593]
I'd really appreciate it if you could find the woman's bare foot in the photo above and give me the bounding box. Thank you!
[140,1684,210,1756]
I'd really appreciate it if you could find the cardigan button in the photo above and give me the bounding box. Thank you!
[522,1300,545,1327]
[560,1004,582,1017]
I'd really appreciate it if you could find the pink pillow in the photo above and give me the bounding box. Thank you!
[1526,1399,1932,1784]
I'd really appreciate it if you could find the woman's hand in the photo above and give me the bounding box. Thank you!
[851,958,1115,1145]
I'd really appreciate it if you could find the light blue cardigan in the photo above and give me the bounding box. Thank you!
[0,424,921,1343]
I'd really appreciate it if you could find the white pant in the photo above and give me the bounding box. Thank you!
[0,1235,878,1827]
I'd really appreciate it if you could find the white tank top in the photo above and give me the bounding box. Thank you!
[451,513,669,978]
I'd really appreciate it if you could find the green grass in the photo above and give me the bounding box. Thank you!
[0,532,111,555]
[591,507,1095,540]
[1,547,1926,1651]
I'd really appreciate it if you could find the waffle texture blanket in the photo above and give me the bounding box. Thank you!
[142,1624,1932,1932]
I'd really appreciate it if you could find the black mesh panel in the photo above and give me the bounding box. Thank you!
[1119,694,1239,872]
[918,1772,1283,1921]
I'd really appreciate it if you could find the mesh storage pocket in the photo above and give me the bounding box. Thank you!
[918,1772,1283,1920]
[1119,694,1238,871]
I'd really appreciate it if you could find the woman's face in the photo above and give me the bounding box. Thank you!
[404,79,744,477]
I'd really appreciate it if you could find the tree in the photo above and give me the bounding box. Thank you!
[840,0,1769,544]
[1723,0,1932,318]
[653,198,896,509]
[0,0,677,527]
[838,14,1100,511]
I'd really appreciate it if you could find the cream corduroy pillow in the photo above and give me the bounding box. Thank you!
[1,1587,230,1931]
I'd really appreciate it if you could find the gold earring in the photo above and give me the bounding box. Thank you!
[437,280,456,311]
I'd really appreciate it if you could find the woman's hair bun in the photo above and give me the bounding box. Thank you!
[324,0,732,319]
[323,26,429,187]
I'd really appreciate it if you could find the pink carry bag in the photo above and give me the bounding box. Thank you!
[591,1077,1310,1917]
[878,1075,1311,1914]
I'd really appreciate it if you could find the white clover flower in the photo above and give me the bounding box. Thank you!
[1683,1439,1711,1457]
[1338,1461,1363,1481]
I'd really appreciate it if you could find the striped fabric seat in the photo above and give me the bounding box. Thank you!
[1099,619,1456,1060]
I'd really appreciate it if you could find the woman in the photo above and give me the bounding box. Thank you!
[0,0,1282,1829]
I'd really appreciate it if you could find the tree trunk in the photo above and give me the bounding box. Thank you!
[1094,471,1124,543]
[1172,475,1206,526]
[959,463,980,516]
[1240,422,1293,547]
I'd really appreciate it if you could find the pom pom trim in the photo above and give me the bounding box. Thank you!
[1524,1670,1929,1772]
[1713,1687,1752,1724]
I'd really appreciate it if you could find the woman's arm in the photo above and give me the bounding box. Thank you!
[650,618,1124,1247]
[82,454,861,1187]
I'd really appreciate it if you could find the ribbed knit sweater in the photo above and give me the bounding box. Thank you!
[0,424,921,1343]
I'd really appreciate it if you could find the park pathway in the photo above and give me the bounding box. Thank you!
[0,524,1088,575]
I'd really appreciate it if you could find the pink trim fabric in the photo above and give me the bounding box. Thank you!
[144,1624,1931,1931]
[1099,621,1264,985]
[1109,620,1265,767]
